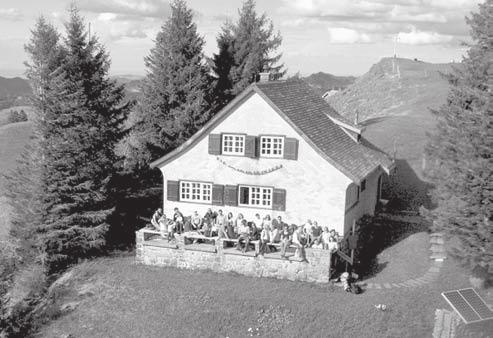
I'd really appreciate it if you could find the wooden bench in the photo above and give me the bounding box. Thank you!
[183,232,218,244]
[221,238,260,254]
[142,229,166,241]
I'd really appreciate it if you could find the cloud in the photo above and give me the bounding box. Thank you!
[0,8,22,21]
[79,0,171,18]
[94,13,155,41]
[397,27,453,45]
[327,27,372,44]
[280,0,478,46]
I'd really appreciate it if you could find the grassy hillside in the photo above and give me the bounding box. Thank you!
[303,72,356,96]
[327,57,454,122]
[325,58,457,210]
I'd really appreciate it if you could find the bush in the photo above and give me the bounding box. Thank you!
[7,110,28,124]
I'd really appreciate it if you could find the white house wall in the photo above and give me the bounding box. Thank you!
[158,93,353,234]
[343,168,382,235]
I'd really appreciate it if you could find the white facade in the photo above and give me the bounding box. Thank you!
[157,93,382,235]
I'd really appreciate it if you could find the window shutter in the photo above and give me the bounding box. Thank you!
[244,135,257,158]
[272,188,286,211]
[283,138,298,160]
[167,180,179,201]
[224,185,238,206]
[212,184,224,205]
[208,134,221,155]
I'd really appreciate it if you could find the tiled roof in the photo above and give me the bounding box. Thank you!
[254,80,393,181]
[150,79,393,182]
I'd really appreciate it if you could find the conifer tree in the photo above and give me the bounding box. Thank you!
[213,0,284,103]
[4,17,62,261]
[40,7,129,272]
[425,0,492,270]
[126,0,213,168]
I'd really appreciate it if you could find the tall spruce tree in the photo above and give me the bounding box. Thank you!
[425,0,492,270]
[213,0,284,103]
[126,0,213,168]
[4,17,62,261]
[40,7,129,272]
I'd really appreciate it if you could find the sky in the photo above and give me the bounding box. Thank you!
[0,0,481,78]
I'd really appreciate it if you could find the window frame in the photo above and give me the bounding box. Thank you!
[238,184,274,209]
[179,180,213,204]
[221,133,246,156]
[259,135,285,158]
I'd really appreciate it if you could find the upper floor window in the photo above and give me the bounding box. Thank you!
[361,179,366,192]
[180,181,212,203]
[222,134,245,155]
[260,136,284,157]
[238,185,273,208]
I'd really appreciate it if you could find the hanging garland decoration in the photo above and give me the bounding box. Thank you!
[216,156,283,175]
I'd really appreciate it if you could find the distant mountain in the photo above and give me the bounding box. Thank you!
[303,72,356,96]
[0,76,32,110]
[0,76,31,97]
[112,75,143,101]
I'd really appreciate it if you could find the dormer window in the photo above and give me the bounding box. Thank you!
[260,136,284,157]
[222,134,245,155]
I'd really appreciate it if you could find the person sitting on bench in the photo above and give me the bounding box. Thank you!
[173,207,184,234]
[191,211,202,231]
[236,219,251,253]
[292,224,308,262]
[150,208,163,230]
[279,223,292,259]
[259,224,271,255]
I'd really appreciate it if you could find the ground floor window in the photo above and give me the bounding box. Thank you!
[180,181,212,203]
[238,185,273,208]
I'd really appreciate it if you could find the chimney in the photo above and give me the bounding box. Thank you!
[258,72,270,82]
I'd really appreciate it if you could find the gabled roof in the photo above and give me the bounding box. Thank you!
[150,79,394,182]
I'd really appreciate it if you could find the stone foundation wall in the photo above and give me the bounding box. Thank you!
[136,230,332,284]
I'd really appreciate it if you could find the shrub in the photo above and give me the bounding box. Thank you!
[7,109,28,124]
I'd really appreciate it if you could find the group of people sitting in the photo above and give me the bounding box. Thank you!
[149,207,341,261]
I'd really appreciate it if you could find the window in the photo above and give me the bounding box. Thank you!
[238,185,273,208]
[361,179,366,192]
[260,136,284,157]
[222,134,245,155]
[180,181,212,203]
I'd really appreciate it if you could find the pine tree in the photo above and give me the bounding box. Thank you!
[4,17,62,261]
[126,0,213,168]
[213,0,284,102]
[40,6,129,272]
[425,0,492,270]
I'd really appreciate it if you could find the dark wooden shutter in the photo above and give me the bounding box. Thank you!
[272,188,286,211]
[167,180,179,201]
[208,134,221,155]
[224,185,238,206]
[244,135,257,158]
[284,138,298,160]
[212,184,224,205]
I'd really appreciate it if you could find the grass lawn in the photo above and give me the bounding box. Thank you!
[38,249,493,338]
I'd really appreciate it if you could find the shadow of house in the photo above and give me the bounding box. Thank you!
[353,214,431,278]
[382,158,435,212]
